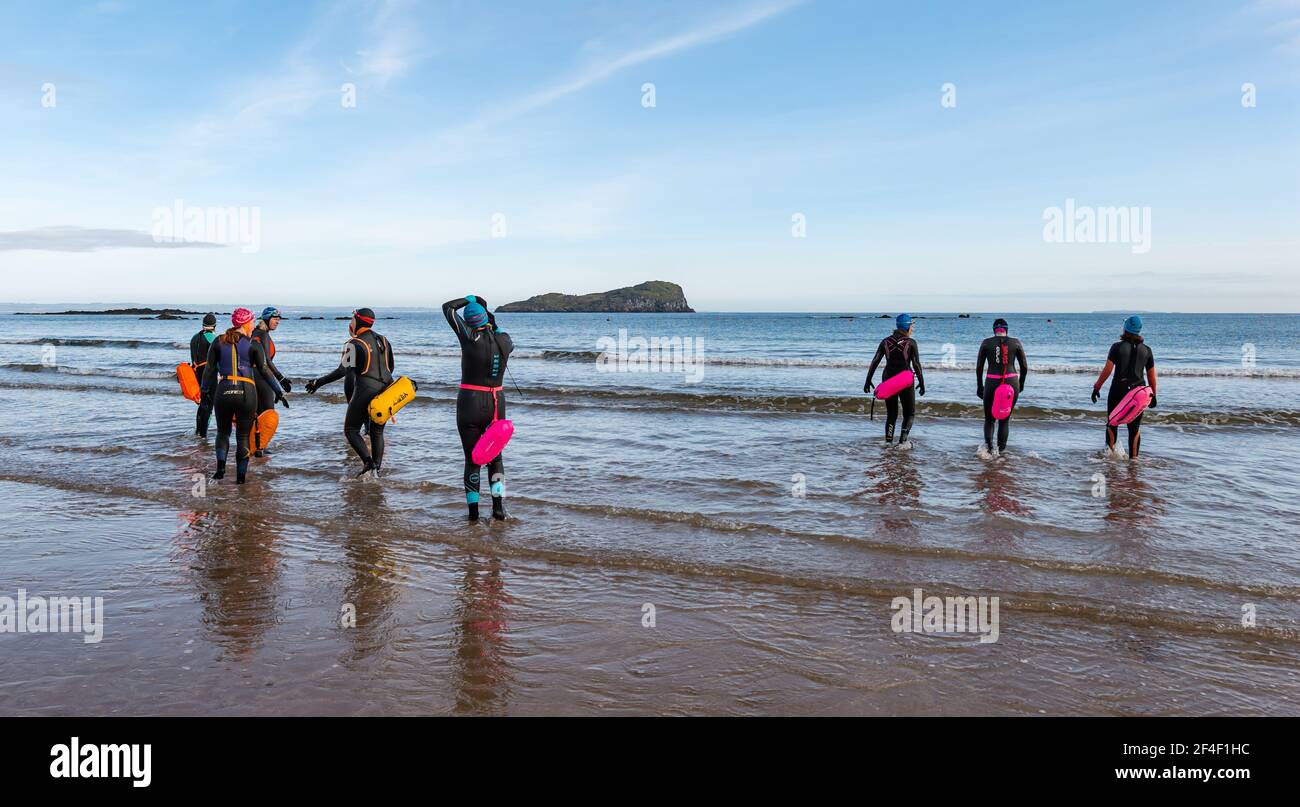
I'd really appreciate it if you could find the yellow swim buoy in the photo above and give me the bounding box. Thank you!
[369,376,417,425]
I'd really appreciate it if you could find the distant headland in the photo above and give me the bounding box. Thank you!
[497,281,693,313]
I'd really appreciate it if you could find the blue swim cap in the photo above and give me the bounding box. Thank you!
[1123,315,1143,335]
[261,306,282,321]
[895,313,913,330]
[463,301,488,328]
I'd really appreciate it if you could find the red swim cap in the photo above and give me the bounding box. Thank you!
[231,308,254,327]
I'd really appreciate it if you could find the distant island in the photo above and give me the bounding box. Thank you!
[16,308,218,317]
[498,281,694,313]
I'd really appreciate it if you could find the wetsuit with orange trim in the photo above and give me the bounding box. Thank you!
[306,308,394,476]
[199,330,282,484]
[250,324,289,411]
[443,296,513,521]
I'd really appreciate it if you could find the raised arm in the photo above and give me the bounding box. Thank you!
[442,297,473,341]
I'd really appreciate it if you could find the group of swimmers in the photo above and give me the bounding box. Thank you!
[863,313,1158,457]
[186,296,511,521]
[186,303,1157,519]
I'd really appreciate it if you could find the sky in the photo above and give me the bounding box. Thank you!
[0,0,1297,311]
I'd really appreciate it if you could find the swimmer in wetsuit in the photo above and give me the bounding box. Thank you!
[864,313,926,444]
[249,306,292,456]
[190,312,218,437]
[443,295,514,521]
[975,317,1029,453]
[1092,315,1158,458]
[304,308,394,478]
[198,308,285,484]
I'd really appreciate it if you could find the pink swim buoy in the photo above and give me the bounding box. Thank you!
[1108,387,1151,426]
[472,419,514,465]
[991,382,1016,420]
[873,370,914,400]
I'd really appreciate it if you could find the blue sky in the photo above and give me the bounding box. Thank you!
[1,0,1297,311]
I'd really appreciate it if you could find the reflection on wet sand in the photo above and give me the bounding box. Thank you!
[175,508,283,659]
[1102,462,1166,531]
[974,461,1032,519]
[337,483,401,664]
[451,554,514,715]
[859,447,922,534]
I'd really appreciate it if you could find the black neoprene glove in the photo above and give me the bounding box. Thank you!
[1091,386,1101,404]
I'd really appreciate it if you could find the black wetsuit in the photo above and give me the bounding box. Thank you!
[1106,337,1154,456]
[313,328,394,468]
[189,329,216,436]
[249,325,289,424]
[199,333,282,481]
[976,335,1029,452]
[866,331,924,442]
[443,299,514,506]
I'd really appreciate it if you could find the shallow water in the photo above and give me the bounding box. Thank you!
[1,309,1298,715]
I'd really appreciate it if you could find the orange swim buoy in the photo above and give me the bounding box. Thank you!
[176,363,201,404]
[234,409,279,453]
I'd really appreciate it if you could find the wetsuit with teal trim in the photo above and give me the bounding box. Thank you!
[443,297,513,519]
[310,320,394,472]
[976,335,1028,452]
[865,331,925,443]
[189,328,216,436]
[199,332,282,483]
[1105,336,1154,456]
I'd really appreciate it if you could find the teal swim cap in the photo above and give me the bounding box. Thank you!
[895,313,913,330]
[1123,315,1143,334]
[463,301,488,328]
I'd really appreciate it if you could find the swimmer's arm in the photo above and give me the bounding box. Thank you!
[199,340,219,395]
[313,355,348,389]
[251,343,284,397]
[1094,360,1114,390]
[442,298,472,341]
[864,342,885,390]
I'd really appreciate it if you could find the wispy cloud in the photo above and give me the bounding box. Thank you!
[347,0,425,86]
[421,0,804,149]
[0,226,225,252]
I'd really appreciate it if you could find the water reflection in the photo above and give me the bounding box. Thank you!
[338,483,400,663]
[176,509,283,659]
[451,554,514,714]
